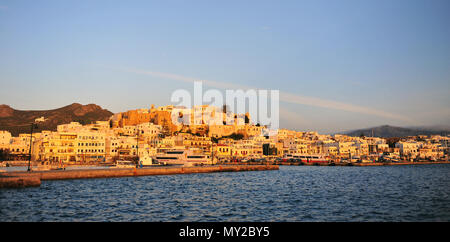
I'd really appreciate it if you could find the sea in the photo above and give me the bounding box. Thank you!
[1,164,449,221]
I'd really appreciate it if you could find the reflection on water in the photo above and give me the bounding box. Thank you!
[1,165,450,222]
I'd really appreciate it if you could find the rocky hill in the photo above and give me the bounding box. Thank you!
[0,103,114,136]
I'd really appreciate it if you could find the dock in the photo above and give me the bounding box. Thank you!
[0,165,279,188]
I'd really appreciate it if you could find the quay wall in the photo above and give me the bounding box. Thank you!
[34,165,279,181]
[0,176,41,188]
[0,165,279,188]
[352,161,450,166]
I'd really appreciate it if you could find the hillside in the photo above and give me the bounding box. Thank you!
[0,103,114,136]
[343,125,450,138]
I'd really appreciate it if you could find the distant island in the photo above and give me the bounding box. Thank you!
[343,125,450,138]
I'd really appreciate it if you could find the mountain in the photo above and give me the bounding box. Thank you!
[408,125,450,132]
[342,125,450,138]
[0,103,114,136]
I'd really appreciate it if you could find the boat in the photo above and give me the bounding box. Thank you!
[283,154,329,163]
[153,148,211,166]
[139,156,159,167]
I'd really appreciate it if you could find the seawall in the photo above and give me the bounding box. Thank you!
[0,165,279,188]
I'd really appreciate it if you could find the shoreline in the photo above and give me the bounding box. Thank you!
[256,161,450,167]
[2,160,449,168]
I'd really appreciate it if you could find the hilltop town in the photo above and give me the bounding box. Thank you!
[0,104,449,166]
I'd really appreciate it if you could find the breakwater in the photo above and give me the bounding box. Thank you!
[0,165,279,188]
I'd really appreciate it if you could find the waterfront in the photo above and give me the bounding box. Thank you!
[1,164,450,222]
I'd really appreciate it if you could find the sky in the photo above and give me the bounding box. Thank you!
[0,0,449,133]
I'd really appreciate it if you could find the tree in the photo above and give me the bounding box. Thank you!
[0,149,11,161]
[211,137,220,143]
[386,137,400,148]
[228,133,244,140]
[222,105,230,113]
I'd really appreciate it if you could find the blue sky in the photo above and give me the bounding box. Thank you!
[0,0,449,133]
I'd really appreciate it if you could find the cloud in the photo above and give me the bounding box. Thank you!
[0,5,8,10]
[116,67,413,123]
[279,92,412,122]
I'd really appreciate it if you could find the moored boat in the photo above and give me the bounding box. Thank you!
[153,148,211,166]
[283,154,330,164]
[139,156,159,167]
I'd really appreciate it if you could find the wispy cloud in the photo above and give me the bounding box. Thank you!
[0,5,8,10]
[279,92,411,122]
[116,67,413,123]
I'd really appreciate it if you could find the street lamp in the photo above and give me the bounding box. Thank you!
[27,117,45,172]
[27,122,39,172]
